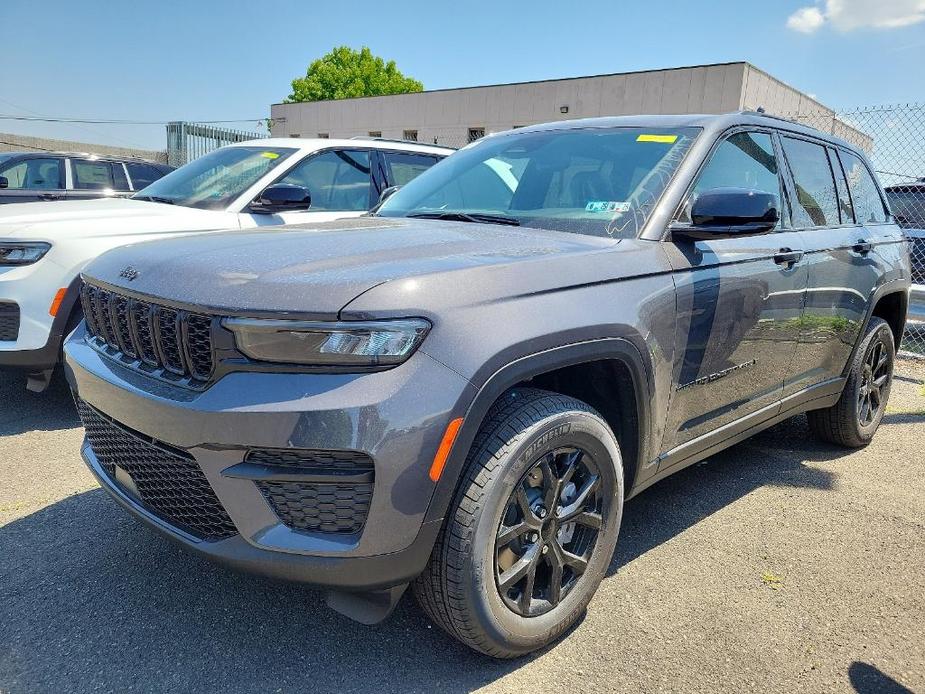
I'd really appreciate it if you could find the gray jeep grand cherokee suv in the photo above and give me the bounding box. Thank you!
[64,113,910,657]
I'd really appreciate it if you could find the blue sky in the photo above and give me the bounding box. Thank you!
[1,0,923,150]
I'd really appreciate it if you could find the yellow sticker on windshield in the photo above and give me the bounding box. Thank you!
[637,134,678,143]
[261,152,280,159]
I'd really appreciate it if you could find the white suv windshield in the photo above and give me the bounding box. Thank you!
[132,146,296,210]
[377,126,699,238]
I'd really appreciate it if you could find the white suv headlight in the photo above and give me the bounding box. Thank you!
[0,242,52,266]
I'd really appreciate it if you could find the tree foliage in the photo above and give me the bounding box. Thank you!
[286,46,423,103]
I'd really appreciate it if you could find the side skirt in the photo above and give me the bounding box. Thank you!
[627,377,846,500]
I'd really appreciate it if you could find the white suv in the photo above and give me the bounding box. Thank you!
[0,138,452,390]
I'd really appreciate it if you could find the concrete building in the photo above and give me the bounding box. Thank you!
[270,61,869,150]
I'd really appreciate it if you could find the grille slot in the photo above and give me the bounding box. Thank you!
[248,449,375,535]
[80,283,215,385]
[77,400,237,541]
[0,302,19,341]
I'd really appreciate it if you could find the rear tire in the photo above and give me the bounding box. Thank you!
[808,316,895,448]
[413,388,623,658]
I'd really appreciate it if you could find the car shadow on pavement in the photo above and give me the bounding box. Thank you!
[611,414,844,573]
[0,373,78,437]
[0,491,531,693]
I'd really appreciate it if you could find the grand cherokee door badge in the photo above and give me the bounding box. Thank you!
[677,359,758,391]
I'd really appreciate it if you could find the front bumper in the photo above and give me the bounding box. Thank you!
[65,329,476,590]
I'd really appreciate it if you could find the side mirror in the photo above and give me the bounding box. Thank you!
[0,176,8,189]
[377,185,401,206]
[251,183,312,214]
[671,188,780,241]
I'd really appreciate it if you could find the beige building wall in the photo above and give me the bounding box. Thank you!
[270,61,870,150]
[0,132,167,163]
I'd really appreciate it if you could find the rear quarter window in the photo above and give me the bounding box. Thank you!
[840,151,888,224]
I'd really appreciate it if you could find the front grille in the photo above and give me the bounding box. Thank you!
[81,282,215,385]
[910,237,925,285]
[0,302,19,341]
[77,400,237,541]
[250,449,375,535]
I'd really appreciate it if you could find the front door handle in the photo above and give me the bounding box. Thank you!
[38,193,60,201]
[774,248,804,267]
[852,240,874,255]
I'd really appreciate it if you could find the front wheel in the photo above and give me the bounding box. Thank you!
[808,316,895,448]
[413,388,623,657]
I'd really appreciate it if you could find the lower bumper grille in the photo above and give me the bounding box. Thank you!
[0,302,19,341]
[249,449,374,535]
[77,400,237,541]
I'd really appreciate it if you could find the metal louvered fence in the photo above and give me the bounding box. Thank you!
[166,121,265,167]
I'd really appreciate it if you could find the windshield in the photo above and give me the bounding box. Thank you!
[377,126,699,238]
[131,146,297,210]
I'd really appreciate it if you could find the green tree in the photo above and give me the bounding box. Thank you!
[286,46,423,103]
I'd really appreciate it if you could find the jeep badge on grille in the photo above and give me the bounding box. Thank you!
[119,266,139,281]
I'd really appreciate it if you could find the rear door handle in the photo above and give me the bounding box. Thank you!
[852,240,874,254]
[38,193,61,201]
[774,248,804,267]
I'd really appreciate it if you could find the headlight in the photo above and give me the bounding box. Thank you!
[222,318,431,367]
[0,242,52,265]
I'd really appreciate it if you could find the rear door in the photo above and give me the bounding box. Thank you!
[0,155,67,203]
[779,136,904,390]
[660,129,808,454]
[380,150,443,188]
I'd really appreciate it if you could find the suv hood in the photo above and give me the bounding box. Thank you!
[84,217,619,318]
[0,197,233,239]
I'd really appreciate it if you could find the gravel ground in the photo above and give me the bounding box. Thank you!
[1,361,923,694]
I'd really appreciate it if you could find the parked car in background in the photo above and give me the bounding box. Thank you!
[0,138,451,390]
[884,180,925,327]
[0,151,173,204]
[65,113,909,657]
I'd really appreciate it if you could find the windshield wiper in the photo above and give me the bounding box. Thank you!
[407,211,520,226]
[133,195,175,205]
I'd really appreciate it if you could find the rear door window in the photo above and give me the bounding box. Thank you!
[73,159,115,190]
[839,151,888,224]
[276,149,372,211]
[781,137,840,228]
[382,152,441,186]
[0,157,63,189]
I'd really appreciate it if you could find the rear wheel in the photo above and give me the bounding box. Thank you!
[808,316,895,447]
[413,388,623,657]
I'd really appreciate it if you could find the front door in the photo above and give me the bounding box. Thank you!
[660,130,807,455]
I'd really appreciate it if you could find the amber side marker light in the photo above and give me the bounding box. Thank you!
[49,288,67,317]
[429,417,464,482]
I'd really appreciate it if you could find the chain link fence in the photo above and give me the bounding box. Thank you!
[791,104,925,356]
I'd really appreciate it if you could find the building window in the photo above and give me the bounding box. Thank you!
[289,133,302,138]
[317,133,329,139]
[403,129,418,142]
[468,127,485,143]
[369,131,382,138]
[512,125,525,129]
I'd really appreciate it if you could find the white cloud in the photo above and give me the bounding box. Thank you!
[786,0,925,33]
[787,6,826,32]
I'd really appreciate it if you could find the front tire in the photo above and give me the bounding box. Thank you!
[808,316,895,447]
[413,388,623,658]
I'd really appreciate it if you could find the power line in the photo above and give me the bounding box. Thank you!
[0,114,266,125]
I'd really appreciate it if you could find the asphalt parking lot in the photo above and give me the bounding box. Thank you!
[1,362,923,694]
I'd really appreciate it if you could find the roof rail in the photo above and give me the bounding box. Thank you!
[348,135,456,150]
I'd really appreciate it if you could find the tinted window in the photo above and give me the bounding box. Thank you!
[840,151,888,224]
[378,127,699,239]
[127,163,166,190]
[73,159,114,190]
[782,137,840,227]
[111,163,129,190]
[885,187,925,228]
[132,146,296,210]
[0,157,62,189]
[687,131,781,227]
[277,149,372,211]
[383,152,439,186]
[828,148,854,224]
